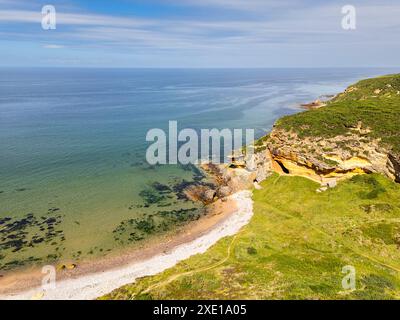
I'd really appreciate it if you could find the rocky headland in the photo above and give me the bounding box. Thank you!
[265,74,400,184]
[102,73,400,300]
[188,74,400,204]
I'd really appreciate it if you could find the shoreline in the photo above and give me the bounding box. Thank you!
[0,190,253,300]
[0,76,365,301]
[0,79,358,300]
[1,72,398,301]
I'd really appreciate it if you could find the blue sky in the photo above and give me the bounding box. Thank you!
[0,0,399,67]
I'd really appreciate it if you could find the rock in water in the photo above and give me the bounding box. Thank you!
[203,189,216,204]
[217,186,232,198]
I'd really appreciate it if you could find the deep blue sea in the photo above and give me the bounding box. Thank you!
[0,67,396,270]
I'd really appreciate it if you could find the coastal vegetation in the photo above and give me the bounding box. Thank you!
[275,74,400,155]
[103,74,400,300]
[103,173,400,300]
[267,74,400,182]
[3,73,399,299]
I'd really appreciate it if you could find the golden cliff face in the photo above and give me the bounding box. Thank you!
[195,116,399,198]
[264,127,400,183]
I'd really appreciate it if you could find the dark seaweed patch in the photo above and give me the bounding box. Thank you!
[2,256,42,270]
[158,208,199,223]
[138,182,175,207]
[172,180,193,201]
[72,250,82,259]
[137,164,209,207]
[151,182,172,194]
[0,211,65,271]
[179,164,206,181]
[172,179,215,202]
[139,189,168,206]
[113,208,201,245]
[0,217,12,225]
[135,216,156,233]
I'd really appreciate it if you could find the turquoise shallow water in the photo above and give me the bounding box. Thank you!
[0,68,396,271]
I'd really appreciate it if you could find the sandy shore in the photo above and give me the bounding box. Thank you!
[0,190,253,300]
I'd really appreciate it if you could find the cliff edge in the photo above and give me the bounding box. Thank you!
[256,74,400,184]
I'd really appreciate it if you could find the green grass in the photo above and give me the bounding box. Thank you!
[275,74,400,154]
[102,173,400,300]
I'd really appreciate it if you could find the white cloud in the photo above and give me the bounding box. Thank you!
[172,0,291,12]
[43,44,64,49]
[0,10,154,27]
[0,1,400,67]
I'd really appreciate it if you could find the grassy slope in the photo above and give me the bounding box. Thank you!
[275,74,400,154]
[103,173,400,300]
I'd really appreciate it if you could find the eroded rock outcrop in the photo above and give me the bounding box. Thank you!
[193,155,273,203]
[263,123,399,184]
[190,75,400,198]
[257,73,400,184]
[388,154,400,183]
[245,148,273,182]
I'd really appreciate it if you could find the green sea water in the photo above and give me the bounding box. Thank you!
[0,68,395,272]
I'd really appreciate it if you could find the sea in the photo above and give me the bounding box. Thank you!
[0,67,396,271]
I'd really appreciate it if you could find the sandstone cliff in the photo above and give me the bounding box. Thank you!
[261,74,400,184]
[189,74,400,205]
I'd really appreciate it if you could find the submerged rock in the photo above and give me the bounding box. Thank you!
[182,183,217,205]
[216,186,232,198]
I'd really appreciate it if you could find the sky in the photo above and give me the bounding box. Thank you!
[0,0,399,68]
